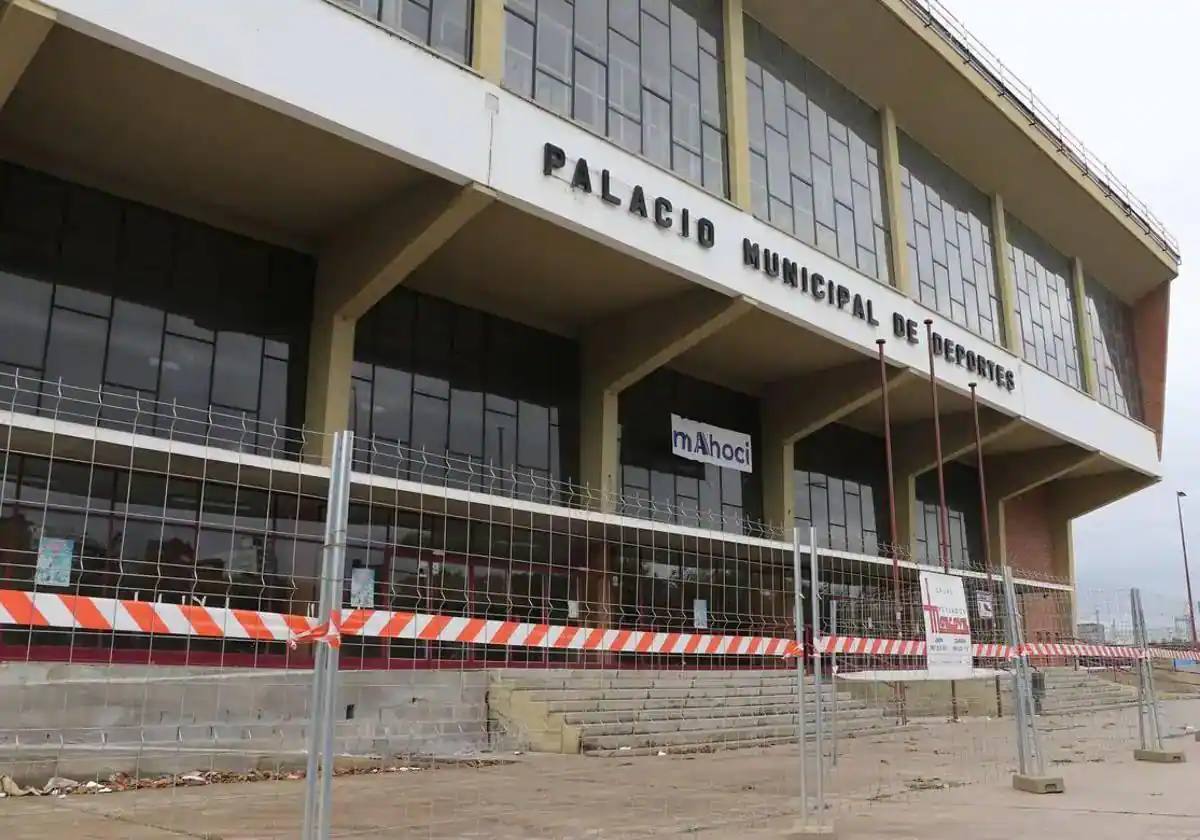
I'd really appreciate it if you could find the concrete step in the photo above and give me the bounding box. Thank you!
[541,692,842,714]
[560,701,872,726]
[501,677,816,692]
[517,686,842,703]
[583,724,910,757]
[580,717,894,752]
[572,708,887,738]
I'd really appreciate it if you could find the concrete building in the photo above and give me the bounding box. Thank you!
[0,0,1178,665]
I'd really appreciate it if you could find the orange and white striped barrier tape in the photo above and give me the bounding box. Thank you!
[815,634,1200,662]
[0,589,801,658]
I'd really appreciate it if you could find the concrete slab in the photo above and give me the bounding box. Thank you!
[1133,748,1186,763]
[1012,773,1066,794]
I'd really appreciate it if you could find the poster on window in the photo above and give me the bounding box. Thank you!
[350,567,375,608]
[693,599,708,630]
[35,537,73,588]
[919,571,973,679]
[976,590,995,621]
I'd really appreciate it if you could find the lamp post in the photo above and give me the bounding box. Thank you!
[1177,491,1198,646]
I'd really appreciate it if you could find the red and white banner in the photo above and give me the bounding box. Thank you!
[2,589,1196,663]
[0,590,800,658]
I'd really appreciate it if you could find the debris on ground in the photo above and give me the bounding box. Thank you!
[0,765,428,799]
[904,776,965,792]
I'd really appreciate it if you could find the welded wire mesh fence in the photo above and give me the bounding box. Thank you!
[1,372,1199,837]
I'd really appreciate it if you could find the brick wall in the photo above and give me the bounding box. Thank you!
[1134,282,1170,453]
[1004,486,1056,578]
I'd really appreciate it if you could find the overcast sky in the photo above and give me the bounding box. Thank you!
[937,1,1199,629]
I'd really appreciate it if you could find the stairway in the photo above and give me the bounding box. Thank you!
[488,669,896,756]
[1001,667,1140,715]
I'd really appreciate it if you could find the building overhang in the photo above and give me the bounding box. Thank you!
[744,0,1179,302]
[0,0,1165,486]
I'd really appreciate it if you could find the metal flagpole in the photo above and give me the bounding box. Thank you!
[925,320,957,721]
[923,320,951,572]
[970,384,997,617]
[878,338,907,725]
[1176,492,1198,646]
[878,339,901,626]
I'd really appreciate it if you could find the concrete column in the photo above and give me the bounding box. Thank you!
[303,180,494,459]
[760,438,795,530]
[471,0,505,83]
[1071,257,1099,397]
[879,106,913,295]
[760,361,913,528]
[990,193,1021,354]
[579,291,754,510]
[0,0,54,111]
[722,0,752,210]
[893,472,918,557]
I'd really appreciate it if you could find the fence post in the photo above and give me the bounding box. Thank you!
[830,598,838,768]
[302,430,354,840]
[1131,588,1186,763]
[791,527,809,823]
[786,527,835,837]
[1002,566,1064,794]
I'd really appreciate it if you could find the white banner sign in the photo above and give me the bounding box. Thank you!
[670,414,753,473]
[919,571,973,679]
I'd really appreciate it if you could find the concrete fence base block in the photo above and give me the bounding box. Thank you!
[783,820,837,837]
[1134,748,1186,763]
[1012,773,1065,794]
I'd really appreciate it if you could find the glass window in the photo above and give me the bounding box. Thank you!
[43,309,107,403]
[503,10,535,97]
[899,133,1002,345]
[0,162,315,453]
[339,0,473,64]
[352,285,579,498]
[619,369,762,535]
[0,271,52,368]
[105,301,164,391]
[1006,214,1082,389]
[536,0,573,80]
[913,463,984,571]
[574,51,608,132]
[744,16,890,284]
[503,0,728,197]
[793,424,886,555]
[1085,277,1143,419]
[429,0,471,61]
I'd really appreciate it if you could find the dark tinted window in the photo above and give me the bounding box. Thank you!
[0,162,314,451]
[352,286,579,502]
[618,368,762,535]
[793,424,887,556]
[914,463,984,571]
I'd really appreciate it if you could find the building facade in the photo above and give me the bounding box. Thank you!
[0,0,1178,665]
